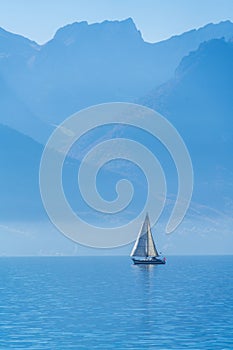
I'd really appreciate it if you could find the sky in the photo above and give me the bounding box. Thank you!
[0,0,233,44]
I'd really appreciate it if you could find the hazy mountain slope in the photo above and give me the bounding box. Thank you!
[141,38,233,213]
[0,74,53,142]
[0,124,44,220]
[150,20,233,83]
[142,38,233,145]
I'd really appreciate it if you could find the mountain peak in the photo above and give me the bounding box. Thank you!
[0,27,39,56]
[53,18,142,45]
[0,26,39,46]
[196,20,233,37]
[176,37,233,77]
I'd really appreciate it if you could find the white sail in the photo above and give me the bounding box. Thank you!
[130,216,148,257]
[130,214,159,258]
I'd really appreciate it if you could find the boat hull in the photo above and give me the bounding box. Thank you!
[132,258,166,265]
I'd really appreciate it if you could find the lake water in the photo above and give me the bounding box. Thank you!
[0,256,233,349]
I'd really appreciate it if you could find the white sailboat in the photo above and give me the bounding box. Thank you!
[130,214,166,265]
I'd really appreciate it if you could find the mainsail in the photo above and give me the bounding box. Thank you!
[130,214,159,258]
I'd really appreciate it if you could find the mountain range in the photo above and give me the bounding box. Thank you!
[1,18,233,141]
[0,18,233,255]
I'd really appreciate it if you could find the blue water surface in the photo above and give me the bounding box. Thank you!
[0,256,233,349]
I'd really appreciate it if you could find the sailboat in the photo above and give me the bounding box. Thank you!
[130,214,166,265]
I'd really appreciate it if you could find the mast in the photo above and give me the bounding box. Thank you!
[130,214,159,258]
